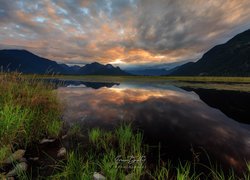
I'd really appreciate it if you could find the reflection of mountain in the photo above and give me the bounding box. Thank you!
[183,87,250,124]
[77,81,120,89]
[0,49,129,75]
[43,79,119,89]
[170,29,250,76]
[58,86,250,171]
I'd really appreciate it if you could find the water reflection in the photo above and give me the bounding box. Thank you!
[42,79,119,89]
[57,83,250,170]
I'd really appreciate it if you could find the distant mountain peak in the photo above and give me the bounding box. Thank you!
[78,62,129,75]
[89,62,102,66]
[105,64,113,68]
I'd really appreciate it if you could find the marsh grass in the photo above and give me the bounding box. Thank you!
[88,128,102,149]
[68,123,82,137]
[35,74,250,83]
[115,124,133,157]
[0,73,62,161]
[53,124,250,179]
[99,150,118,179]
[244,163,250,180]
[35,74,250,92]
[149,161,171,180]
[176,162,199,180]
[51,150,99,180]
[2,74,249,179]
[0,145,11,164]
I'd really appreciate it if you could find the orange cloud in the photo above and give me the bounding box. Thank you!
[1,0,250,67]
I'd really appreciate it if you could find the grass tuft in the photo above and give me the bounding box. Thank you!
[88,128,102,146]
[0,73,62,162]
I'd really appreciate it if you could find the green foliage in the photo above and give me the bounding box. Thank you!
[68,123,82,136]
[99,150,118,179]
[37,74,250,92]
[149,161,171,180]
[52,124,250,179]
[47,119,63,138]
[115,124,133,157]
[176,162,192,180]
[52,151,98,180]
[0,145,11,164]
[88,128,102,147]
[0,73,62,149]
[244,162,250,179]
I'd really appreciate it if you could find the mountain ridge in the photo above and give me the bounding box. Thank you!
[0,49,129,75]
[170,29,250,76]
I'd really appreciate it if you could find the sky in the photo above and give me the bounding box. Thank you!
[0,0,250,69]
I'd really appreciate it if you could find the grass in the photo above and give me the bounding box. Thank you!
[115,124,133,157]
[52,152,87,180]
[150,161,171,180]
[49,124,250,180]
[29,74,250,83]
[67,123,82,137]
[0,73,62,163]
[50,124,145,179]
[29,74,250,92]
[99,150,118,179]
[88,128,102,149]
[0,145,11,165]
[1,73,250,179]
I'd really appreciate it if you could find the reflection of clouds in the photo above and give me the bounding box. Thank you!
[57,86,250,170]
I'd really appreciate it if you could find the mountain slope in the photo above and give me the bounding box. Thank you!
[78,62,129,75]
[127,68,169,76]
[0,49,129,75]
[0,49,65,74]
[171,29,250,76]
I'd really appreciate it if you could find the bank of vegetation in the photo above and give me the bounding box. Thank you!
[0,73,249,179]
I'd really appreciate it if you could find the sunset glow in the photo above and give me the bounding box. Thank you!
[1,0,250,68]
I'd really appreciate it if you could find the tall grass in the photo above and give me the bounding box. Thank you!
[0,73,62,162]
[115,124,133,157]
[88,128,102,149]
[52,124,250,179]
[99,150,118,179]
[52,124,146,179]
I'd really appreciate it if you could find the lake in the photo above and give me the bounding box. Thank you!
[57,81,250,172]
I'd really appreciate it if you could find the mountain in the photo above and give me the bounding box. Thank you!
[170,29,250,76]
[59,64,82,74]
[127,68,169,76]
[0,49,129,75]
[0,49,65,74]
[77,62,129,75]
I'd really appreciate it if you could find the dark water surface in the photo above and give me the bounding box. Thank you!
[57,81,250,171]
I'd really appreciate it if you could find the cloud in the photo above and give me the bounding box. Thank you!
[0,0,250,67]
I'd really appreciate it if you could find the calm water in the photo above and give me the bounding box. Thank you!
[57,81,250,171]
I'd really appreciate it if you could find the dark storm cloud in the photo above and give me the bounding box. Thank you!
[0,0,250,66]
[136,0,250,53]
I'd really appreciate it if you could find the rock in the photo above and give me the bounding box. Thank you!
[0,174,6,179]
[6,162,28,177]
[62,134,68,139]
[19,157,27,163]
[57,147,67,158]
[4,150,25,164]
[29,157,39,161]
[93,172,106,180]
[125,173,134,180]
[39,138,56,144]
[5,177,15,180]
